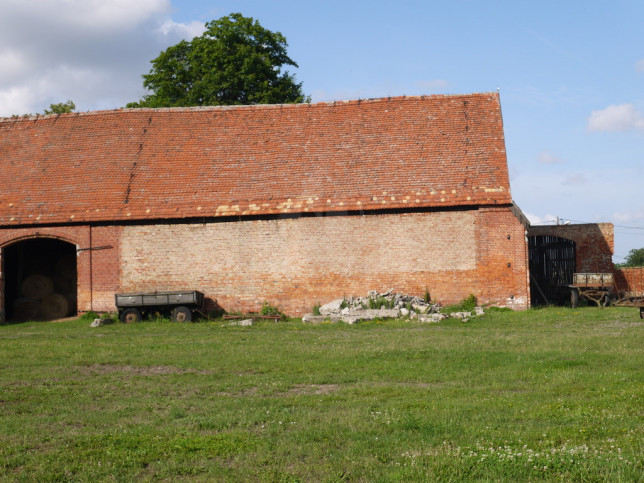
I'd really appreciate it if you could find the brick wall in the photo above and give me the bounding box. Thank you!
[120,207,529,315]
[614,267,644,296]
[83,226,122,312]
[1,206,529,320]
[527,223,614,273]
[476,207,530,309]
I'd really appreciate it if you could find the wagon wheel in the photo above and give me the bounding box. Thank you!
[171,306,192,322]
[570,288,579,308]
[120,308,142,323]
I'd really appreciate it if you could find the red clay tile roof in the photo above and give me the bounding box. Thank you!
[0,92,511,226]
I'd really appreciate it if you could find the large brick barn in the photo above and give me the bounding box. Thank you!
[0,92,615,321]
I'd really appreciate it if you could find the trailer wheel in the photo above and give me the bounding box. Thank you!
[171,306,192,322]
[570,289,579,308]
[120,308,142,323]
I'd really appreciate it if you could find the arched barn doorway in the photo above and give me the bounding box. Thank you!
[528,235,576,306]
[3,238,77,321]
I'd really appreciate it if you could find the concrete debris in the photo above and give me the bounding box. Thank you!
[90,318,114,327]
[412,303,429,314]
[302,289,487,324]
[302,314,342,324]
[225,318,254,327]
[449,312,472,320]
[318,299,345,316]
[342,309,399,325]
[418,313,447,323]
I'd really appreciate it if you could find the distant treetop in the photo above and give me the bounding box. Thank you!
[617,247,644,268]
[44,100,76,115]
[10,100,76,118]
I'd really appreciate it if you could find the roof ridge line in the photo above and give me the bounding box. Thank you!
[0,91,499,122]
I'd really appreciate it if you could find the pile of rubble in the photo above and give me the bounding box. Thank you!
[302,289,484,324]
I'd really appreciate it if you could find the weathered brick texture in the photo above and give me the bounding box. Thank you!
[119,207,529,315]
[614,267,644,296]
[0,93,510,226]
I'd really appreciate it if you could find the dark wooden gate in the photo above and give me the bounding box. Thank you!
[529,236,576,306]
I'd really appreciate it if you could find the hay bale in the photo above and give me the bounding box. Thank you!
[40,293,69,320]
[13,297,41,321]
[20,274,54,299]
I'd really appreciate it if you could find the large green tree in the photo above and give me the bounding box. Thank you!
[128,13,308,108]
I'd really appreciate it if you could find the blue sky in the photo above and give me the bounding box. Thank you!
[1,0,642,261]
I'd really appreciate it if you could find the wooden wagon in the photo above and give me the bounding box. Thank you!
[569,273,614,308]
[570,272,644,318]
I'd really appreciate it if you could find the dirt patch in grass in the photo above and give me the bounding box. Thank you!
[286,383,341,395]
[77,364,208,376]
[216,384,341,398]
[270,381,457,398]
[600,321,644,329]
[216,386,260,397]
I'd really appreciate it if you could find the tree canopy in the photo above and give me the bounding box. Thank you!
[44,100,76,115]
[128,13,308,108]
[619,247,644,267]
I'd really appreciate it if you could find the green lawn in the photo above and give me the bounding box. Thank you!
[1,307,643,481]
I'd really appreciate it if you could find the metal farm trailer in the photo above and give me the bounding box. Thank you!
[115,290,205,323]
[570,272,644,318]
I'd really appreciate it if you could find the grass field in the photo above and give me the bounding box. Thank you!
[1,307,643,481]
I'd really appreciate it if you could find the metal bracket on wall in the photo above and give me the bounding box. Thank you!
[77,245,113,253]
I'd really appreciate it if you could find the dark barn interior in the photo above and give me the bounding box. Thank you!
[4,238,77,321]
[529,235,576,306]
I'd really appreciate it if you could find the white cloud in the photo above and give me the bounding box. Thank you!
[1,0,171,32]
[158,20,205,39]
[0,85,35,116]
[0,0,203,116]
[612,210,644,225]
[537,151,563,164]
[0,49,30,84]
[587,104,644,132]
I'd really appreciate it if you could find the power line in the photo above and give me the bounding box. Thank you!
[528,217,644,231]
